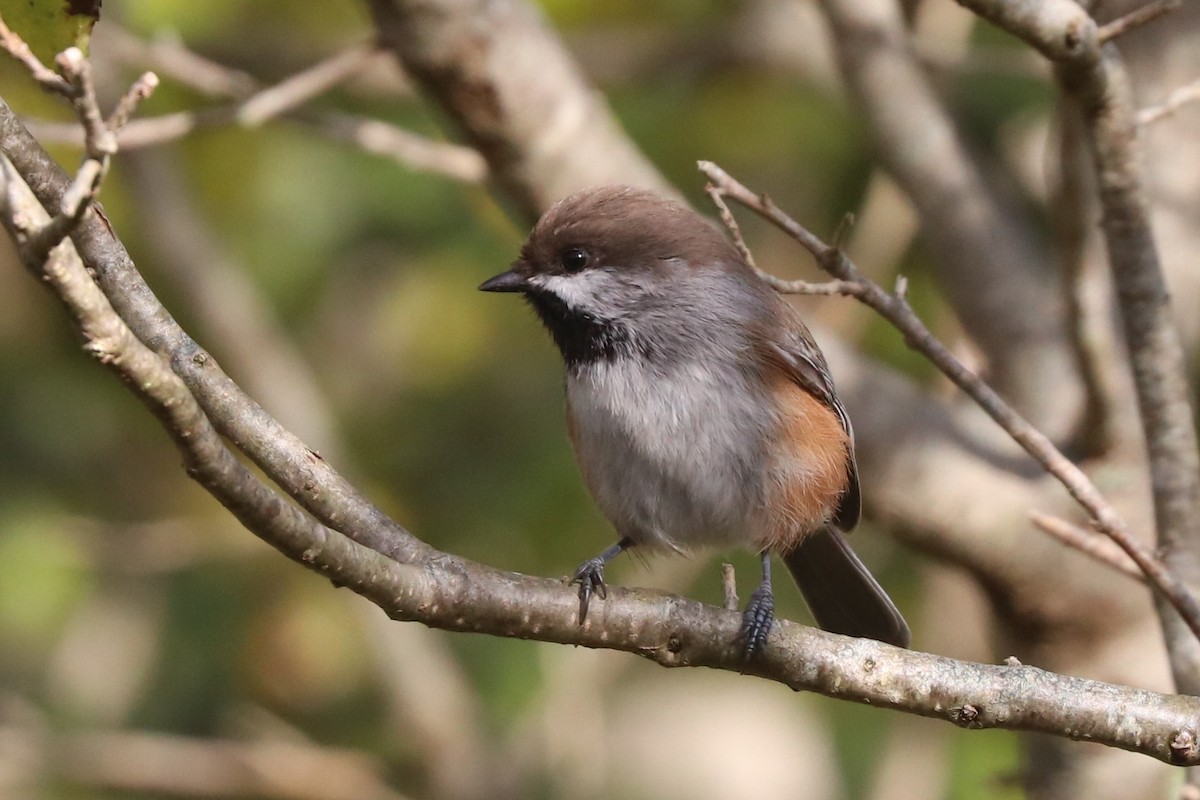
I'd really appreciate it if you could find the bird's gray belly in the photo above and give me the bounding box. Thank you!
[566,361,766,552]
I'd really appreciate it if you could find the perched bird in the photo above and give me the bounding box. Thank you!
[480,186,909,657]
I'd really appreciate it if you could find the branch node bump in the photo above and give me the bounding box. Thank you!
[1170,730,1199,764]
[952,704,982,728]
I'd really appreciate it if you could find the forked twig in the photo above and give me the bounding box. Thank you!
[0,17,158,256]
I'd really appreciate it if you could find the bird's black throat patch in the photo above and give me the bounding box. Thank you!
[524,289,646,368]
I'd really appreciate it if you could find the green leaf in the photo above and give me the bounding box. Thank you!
[0,0,101,63]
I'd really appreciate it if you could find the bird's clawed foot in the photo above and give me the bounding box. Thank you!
[738,584,775,661]
[571,557,608,623]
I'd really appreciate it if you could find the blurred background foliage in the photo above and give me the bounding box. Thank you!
[0,1,1052,797]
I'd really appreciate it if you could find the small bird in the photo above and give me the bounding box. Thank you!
[480,186,909,657]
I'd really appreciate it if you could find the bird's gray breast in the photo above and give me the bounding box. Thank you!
[566,353,769,551]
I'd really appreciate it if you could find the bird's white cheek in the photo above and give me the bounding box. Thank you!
[529,271,615,316]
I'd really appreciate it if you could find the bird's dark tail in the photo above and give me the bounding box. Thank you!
[782,528,910,648]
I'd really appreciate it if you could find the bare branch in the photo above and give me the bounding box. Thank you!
[55,47,112,158]
[1097,0,1182,43]
[1029,511,1146,581]
[0,30,159,261]
[235,43,380,128]
[1138,76,1200,126]
[0,13,71,95]
[1052,105,1120,457]
[106,71,160,133]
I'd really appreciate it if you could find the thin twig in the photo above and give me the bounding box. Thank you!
[1029,511,1145,581]
[699,159,1200,643]
[1097,0,1181,43]
[2,28,159,260]
[236,43,380,127]
[107,72,161,133]
[1138,77,1200,126]
[707,183,861,297]
[0,13,71,95]
[721,564,739,611]
[705,183,759,270]
[310,110,486,183]
[17,30,485,183]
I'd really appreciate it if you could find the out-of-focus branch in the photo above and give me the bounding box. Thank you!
[1075,48,1200,693]
[700,160,1200,642]
[1096,0,1181,43]
[814,0,1086,442]
[1052,104,1123,457]
[1138,76,1200,126]
[40,728,411,800]
[1029,511,1145,580]
[234,43,380,128]
[956,0,1200,694]
[365,0,677,222]
[20,31,486,183]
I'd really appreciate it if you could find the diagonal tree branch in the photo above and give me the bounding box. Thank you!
[0,154,409,602]
[0,95,425,565]
[700,160,1200,643]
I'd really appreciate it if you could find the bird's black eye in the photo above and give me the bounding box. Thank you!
[559,247,589,273]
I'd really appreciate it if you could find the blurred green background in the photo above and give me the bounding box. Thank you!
[0,1,1048,797]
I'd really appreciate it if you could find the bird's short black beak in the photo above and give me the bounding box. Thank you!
[479,269,529,293]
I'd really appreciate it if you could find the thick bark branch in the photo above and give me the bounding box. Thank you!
[0,154,410,604]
